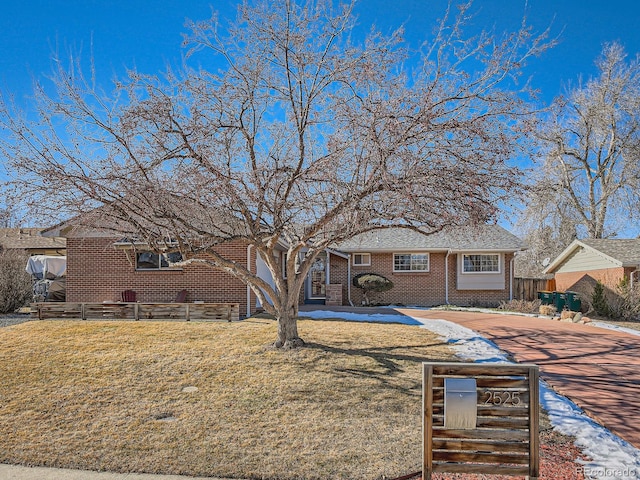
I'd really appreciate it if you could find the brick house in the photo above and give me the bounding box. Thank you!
[332,225,525,307]
[48,232,258,318]
[543,238,640,292]
[43,223,524,317]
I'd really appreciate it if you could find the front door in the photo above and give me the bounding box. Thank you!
[305,252,327,304]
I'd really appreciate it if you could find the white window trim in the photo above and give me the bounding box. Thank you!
[461,253,501,274]
[352,253,371,267]
[393,252,430,272]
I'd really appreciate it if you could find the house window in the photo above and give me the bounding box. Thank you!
[352,253,371,266]
[136,251,183,270]
[462,254,500,273]
[393,253,429,272]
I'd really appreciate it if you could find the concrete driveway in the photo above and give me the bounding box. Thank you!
[400,308,640,449]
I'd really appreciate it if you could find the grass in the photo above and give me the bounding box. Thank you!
[0,317,455,480]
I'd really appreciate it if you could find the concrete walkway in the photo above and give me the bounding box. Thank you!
[0,464,229,480]
[400,308,640,449]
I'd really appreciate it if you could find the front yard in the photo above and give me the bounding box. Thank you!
[0,316,585,479]
[0,318,454,479]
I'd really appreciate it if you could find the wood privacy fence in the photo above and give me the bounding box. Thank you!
[32,302,240,322]
[423,362,539,479]
[513,278,549,302]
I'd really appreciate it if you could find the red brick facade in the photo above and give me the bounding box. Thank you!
[331,252,514,307]
[66,238,514,314]
[66,237,256,317]
[554,267,634,292]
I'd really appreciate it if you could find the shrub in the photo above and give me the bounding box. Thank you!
[589,278,640,321]
[352,273,394,306]
[498,299,541,314]
[0,249,32,313]
[591,281,611,317]
[607,278,640,321]
[538,304,557,316]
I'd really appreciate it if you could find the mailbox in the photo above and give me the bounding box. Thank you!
[444,378,477,429]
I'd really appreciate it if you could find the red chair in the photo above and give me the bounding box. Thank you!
[121,290,137,302]
[174,289,188,303]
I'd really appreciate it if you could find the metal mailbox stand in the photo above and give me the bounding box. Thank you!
[423,362,540,480]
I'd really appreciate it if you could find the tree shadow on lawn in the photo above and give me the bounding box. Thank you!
[304,340,453,397]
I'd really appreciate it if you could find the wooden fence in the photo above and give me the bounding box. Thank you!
[513,278,549,302]
[423,362,539,479]
[32,302,240,322]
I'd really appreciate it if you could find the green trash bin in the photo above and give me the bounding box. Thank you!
[554,291,566,311]
[565,291,581,311]
[538,291,554,305]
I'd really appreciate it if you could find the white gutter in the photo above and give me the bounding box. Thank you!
[246,245,253,318]
[509,254,515,301]
[445,249,452,304]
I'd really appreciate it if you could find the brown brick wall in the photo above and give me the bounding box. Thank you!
[325,284,343,306]
[66,237,256,317]
[329,254,350,305]
[554,267,628,292]
[450,253,515,307]
[339,252,513,307]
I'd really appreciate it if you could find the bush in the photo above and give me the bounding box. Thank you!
[538,304,557,316]
[0,249,32,313]
[607,278,640,321]
[590,278,640,321]
[497,299,541,314]
[591,281,610,317]
[352,273,394,306]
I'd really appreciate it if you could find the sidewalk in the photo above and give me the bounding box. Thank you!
[0,464,231,480]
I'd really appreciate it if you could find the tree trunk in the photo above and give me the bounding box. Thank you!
[274,304,305,349]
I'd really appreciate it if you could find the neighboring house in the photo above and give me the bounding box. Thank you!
[543,238,640,292]
[333,224,525,307]
[43,223,524,318]
[0,228,67,303]
[0,228,66,255]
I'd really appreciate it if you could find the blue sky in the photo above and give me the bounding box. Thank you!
[1,1,639,234]
[1,0,638,106]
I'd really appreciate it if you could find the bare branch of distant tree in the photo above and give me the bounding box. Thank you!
[531,42,640,239]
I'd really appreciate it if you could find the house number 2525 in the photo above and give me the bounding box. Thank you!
[482,390,522,406]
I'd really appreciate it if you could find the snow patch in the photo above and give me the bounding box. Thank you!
[592,321,640,337]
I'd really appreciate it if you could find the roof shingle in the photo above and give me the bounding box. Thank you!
[334,225,524,252]
[0,228,67,252]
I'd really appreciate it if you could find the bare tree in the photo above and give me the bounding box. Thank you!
[0,0,549,348]
[532,42,640,239]
[0,208,13,228]
[0,249,32,313]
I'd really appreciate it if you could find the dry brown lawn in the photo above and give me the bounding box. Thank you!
[0,317,454,479]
